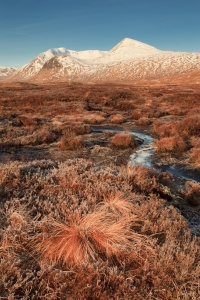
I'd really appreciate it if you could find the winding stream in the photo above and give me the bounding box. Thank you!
[91,126,200,235]
[91,126,200,182]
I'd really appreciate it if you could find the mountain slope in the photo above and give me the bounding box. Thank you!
[5,38,200,83]
[10,47,107,81]
[0,66,17,81]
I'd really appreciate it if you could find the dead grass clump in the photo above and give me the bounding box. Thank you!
[33,127,57,145]
[111,131,136,149]
[168,106,187,116]
[180,181,200,206]
[130,109,141,120]
[109,114,124,124]
[153,121,178,137]
[0,158,200,299]
[34,210,142,266]
[62,123,90,135]
[136,116,151,126]
[188,148,200,168]
[127,165,160,193]
[155,136,187,153]
[180,114,200,137]
[59,135,85,150]
[84,113,105,124]
[154,109,168,118]
[98,191,135,216]
[116,99,136,110]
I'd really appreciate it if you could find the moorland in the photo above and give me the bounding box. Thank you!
[0,81,200,299]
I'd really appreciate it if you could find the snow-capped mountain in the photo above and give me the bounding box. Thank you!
[93,38,162,64]
[10,47,107,80]
[0,66,17,80]
[4,38,200,83]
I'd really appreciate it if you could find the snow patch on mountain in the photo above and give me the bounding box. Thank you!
[13,47,107,79]
[0,66,17,80]
[4,38,200,83]
[93,38,162,63]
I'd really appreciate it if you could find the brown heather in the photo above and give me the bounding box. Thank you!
[136,116,151,126]
[59,134,85,150]
[111,131,136,149]
[0,159,199,299]
[109,114,124,124]
[154,136,187,153]
[0,82,200,299]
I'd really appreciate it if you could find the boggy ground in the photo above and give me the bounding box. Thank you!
[0,82,199,167]
[0,82,200,299]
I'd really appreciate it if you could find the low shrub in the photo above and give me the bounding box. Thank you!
[136,117,151,126]
[155,136,187,153]
[188,148,200,167]
[180,115,200,137]
[84,113,105,124]
[109,114,124,124]
[130,110,141,120]
[59,134,85,150]
[180,181,200,205]
[62,123,90,135]
[127,165,159,193]
[0,159,199,299]
[111,132,136,149]
[153,121,178,137]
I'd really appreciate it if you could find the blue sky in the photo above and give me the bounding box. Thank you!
[1,0,200,67]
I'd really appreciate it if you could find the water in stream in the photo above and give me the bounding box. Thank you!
[91,126,200,182]
[91,126,200,235]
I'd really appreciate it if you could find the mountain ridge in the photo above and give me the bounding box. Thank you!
[2,38,200,83]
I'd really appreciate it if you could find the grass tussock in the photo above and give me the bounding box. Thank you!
[155,136,187,153]
[180,181,200,205]
[0,159,199,299]
[153,120,178,138]
[109,114,124,124]
[187,138,200,168]
[59,129,85,150]
[111,131,136,149]
[33,210,143,266]
[136,116,151,126]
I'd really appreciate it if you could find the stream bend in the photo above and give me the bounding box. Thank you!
[91,126,200,183]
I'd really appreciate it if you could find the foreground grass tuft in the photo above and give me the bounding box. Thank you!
[0,159,199,299]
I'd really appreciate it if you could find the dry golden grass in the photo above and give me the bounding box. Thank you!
[98,191,135,216]
[0,83,200,299]
[109,114,124,124]
[180,181,200,205]
[0,159,199,299]
[59,130,85,150]
[84,113,106,124]
[136,116,151,126]
[153,120,178,137]
[155,136,187,153]
[111,131,136,149]
[188,148,200,168]
[130,109,141,120]
[33,209,144,266]
[180,114,200,137]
